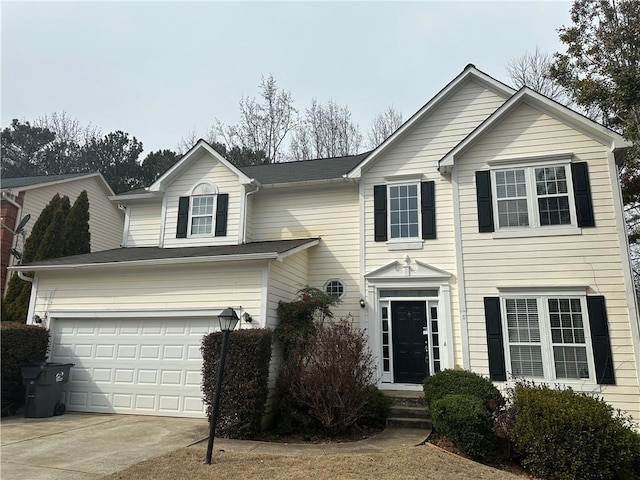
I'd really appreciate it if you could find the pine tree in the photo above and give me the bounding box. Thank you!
[63,190,90,256]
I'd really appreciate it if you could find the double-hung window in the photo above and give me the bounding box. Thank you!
[176,181,229,239]
[373,180,436,245]
[188,183,217,236]
[493,163,575,230]
[503,295,592,382]
[389,184,419,239]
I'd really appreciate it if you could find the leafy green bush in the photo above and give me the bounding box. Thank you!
[276,317,383,436]
[431,394,498,461]
[423,369,504,413]
[508,382,640,480]
[201,328,272,439]
[1,322,50,416]
[274,287,339,359]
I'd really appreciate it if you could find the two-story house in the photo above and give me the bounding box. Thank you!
[13,65,639,423]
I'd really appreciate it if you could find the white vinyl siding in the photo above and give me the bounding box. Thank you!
[456,102,640,418]
[363,79,508,367]
[19,176,123,252]
[250,184,360,320]
[125,202,162,247]
[162,152,242,248]
[32,263,263,317]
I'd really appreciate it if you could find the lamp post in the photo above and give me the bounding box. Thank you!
[204,307,239,465]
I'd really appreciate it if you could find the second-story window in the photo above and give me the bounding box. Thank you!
[494,164,574,230]
[189,182,217,236]
[176,182,228,239]
[389,184,419,239]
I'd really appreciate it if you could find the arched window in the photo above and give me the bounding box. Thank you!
[188,182,218,236]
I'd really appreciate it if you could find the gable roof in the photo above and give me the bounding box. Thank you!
[148,139,253,191]
[438,86,632,173]
[1,172,114,194]
[12,238,320,271]
[239,152,370,186]
[347,64,515,179]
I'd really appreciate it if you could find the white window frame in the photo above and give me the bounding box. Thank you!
[324,278,346,299]
[490,158,579,236]
[187,182,218,238]
[500,292,597,389]
[386,180,421,242]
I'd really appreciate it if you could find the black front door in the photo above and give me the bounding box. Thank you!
[392,301,427,383]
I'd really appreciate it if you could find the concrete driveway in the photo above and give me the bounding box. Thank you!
[1,413,209,480]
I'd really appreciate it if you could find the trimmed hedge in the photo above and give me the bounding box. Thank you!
[508,382,640,480]
[431,394,498,461]
[201,328,272,439]
[1,322,50,416]
[423,369,504,413]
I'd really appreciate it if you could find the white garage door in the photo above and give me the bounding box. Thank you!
[50,318,214,418]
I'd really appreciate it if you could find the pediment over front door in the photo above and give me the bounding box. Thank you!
[364,255,452,282]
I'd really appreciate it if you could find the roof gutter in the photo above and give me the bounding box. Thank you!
[10,252,282,272]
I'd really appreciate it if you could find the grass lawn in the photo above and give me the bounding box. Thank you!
[102,442,527,480]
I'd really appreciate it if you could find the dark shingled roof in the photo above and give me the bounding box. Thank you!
[239,152,370,185]
[1,173,95,190]
[16,238,319,269]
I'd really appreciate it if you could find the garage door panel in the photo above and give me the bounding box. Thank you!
[50,318,213,418]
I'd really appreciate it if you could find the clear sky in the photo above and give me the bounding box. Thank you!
[1,1,572,157]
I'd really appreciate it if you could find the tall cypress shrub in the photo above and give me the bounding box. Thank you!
[2,191,89,323]
[63,190,90,255]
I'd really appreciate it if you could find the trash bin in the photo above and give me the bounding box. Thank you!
[21,362,74,418]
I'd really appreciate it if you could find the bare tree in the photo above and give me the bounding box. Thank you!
[367,106,403,149]
[289,99,363,160]
[34,111,100,145]
[506,49,571,104]
[215,74,295,162]
[176,127,216,154]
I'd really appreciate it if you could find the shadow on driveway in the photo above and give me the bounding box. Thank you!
[1,413,208,480]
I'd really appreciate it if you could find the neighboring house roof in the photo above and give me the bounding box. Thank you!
[13,238,320,270]
[438,86,632,173]
[347,64,515,179]
[239,151,370,186]
[1,172,116,195]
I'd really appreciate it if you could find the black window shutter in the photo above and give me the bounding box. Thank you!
[215,193,229,237]
[374,185,387,242]
[571,162,595,228]
[176,196,189,238]
[476,171,495,233]
[421,181,436,240]
[587,295,615,385]
[484,297,507,381]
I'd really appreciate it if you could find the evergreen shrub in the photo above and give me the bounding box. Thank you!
[423,369,504,412]
[201,328,272,439]
[508,382,640,480]
[431,393,498,461]
[1,322,50,416]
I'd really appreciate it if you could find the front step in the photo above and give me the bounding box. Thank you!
[383,391,432,430]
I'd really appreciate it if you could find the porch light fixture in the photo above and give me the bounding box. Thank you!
[359,299,366,308]
[205,307,239,465]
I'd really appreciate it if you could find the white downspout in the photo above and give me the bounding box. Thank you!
[242,180,260,243]
[17,271,33,283]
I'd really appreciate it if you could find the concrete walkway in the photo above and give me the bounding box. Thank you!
[1,413,430,480]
